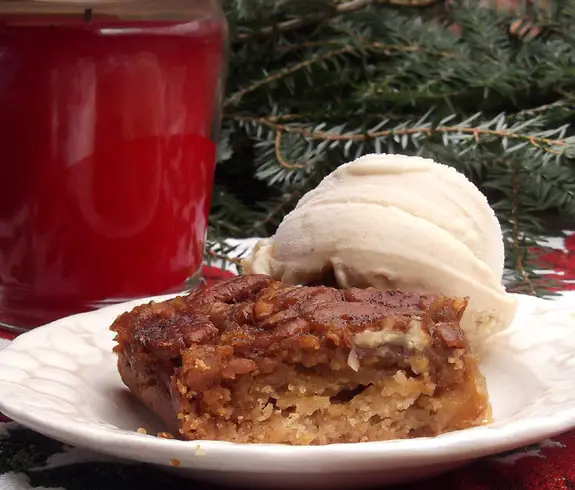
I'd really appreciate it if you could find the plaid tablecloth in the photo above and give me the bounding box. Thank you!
[1,238,574,490]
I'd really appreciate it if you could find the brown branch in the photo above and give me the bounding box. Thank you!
[265,113,307,122]
[235,0,440,42]
[369,40,461,58]
[206,249,243,267]
[275,131,306,169]
[279,38,459,58]
[227,111,419,124]
[233,115,567,152]
[277,41,342,53]
[224,46,355,108]
[514,98,575,119]
[226,35,460,108]
[369,85,470,102]
[511,169,536,295]
[229,112,307,123]
[335,25,462,59]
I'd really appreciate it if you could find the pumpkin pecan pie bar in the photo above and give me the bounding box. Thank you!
[111,274,491,445]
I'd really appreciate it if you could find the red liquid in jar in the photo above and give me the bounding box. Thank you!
[0,15,225,329]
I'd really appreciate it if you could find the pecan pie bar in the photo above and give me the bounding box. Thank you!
[111,274,491,445]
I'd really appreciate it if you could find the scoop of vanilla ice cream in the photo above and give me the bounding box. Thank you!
[243,153,517,345]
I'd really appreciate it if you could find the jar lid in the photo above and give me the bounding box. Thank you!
[0,0,219,19]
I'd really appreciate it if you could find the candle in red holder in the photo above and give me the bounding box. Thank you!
[0,0,228,332]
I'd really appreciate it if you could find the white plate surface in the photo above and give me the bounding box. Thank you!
[0,293,574,488]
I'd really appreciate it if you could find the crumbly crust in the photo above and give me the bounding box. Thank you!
[111,274,491,445]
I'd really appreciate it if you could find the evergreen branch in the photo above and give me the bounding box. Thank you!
[234,0,440,41]
[224,46,355,107]
[364,85,469,103]
[229,113,307,122]
[214,0,575,295]
[513,98,575,121]
[334,26,463,59]
[230,30,464,109]
[367,40,461,59]
[203,238,248,274]
[275,130,306,169]
[277,41,344,52]
[515,100,568,118]
[278,38,455,57]
[205,249,243,267]
[233,115,568,154]
[228,111,422,124]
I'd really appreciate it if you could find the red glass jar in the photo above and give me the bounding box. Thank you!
[0,0,228,332]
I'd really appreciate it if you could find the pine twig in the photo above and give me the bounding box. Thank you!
[513,98,575,120]
[229,113,307,122]
[275,131,306,169]
[235,0,440,42]
[205,249,243,267]
[279,37,460,59]
[277,41,343,52]
[335,26,462,59]
[224,46,355,108]
[234,115,568,153]
[227,37,461,108]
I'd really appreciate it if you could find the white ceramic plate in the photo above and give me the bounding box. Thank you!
[0,293,575,489]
